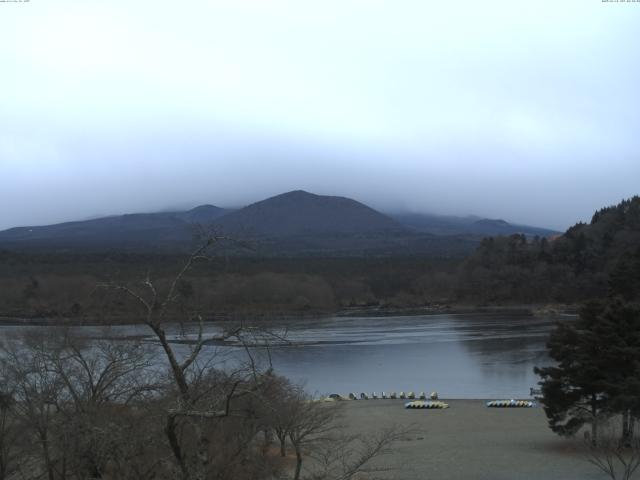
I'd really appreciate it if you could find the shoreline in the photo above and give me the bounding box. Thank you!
[0,303,578,327]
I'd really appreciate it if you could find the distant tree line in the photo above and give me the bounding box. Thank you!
[0,254,458,320]
[1,196,638,320]
[456,196,640,304]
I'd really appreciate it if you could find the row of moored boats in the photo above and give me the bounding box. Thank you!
[326,391,440,401]
[324,393,536,409]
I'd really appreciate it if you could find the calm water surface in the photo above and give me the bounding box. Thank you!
[261,313,559,398]
[0,313,565,398]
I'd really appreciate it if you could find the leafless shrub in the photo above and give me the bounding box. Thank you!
[98,237,286,480]
[258,375,407,480]
[0,238,409,480]
[288,397,342,480]
[308,425,410,480]
[0,387,22,480]
[584,417,640,480]
[0,327,162,480]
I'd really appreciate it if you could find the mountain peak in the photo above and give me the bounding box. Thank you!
[277,190,315,197]
[213,190,403,237]
[179,204,228,223]
[188,204,219,212]
[262,190,319,204]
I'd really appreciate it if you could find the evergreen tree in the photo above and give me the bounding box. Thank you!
[535,302,610,443]
[593,300,640,445]
[536,300,640,444]
[609,247,640,301]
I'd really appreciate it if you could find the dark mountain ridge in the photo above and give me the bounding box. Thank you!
[390,211,558,237]
[0,206,229,252]
[0,190,557,256]
[211,190,404,237]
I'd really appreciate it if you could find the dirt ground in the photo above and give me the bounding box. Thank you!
[335,399,606,480]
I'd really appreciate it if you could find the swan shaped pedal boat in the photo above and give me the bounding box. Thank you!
[404,400,449,409]
[486,399,535,408]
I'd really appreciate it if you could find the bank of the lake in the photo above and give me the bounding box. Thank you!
[338,399,599,480]
[337,302,579,318]
[0,302,577,326]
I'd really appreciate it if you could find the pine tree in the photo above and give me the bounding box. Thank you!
[535,302,610,443]
[609,247,640,302]
[536,300,640,444]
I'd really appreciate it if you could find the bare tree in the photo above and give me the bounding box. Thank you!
[584,417,640,480]
[51,331,158,408]
[0,237,408,480]
[282,392,409,480]
[50,330,159,479]
[288,396,342,480]
[1,332,68,480]
[0,389,21,480]
[98,237,278,480]
[0,328,161,480]
[260,375,300,458]
[308,425,409,480]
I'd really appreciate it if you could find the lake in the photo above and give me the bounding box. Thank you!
[263,313,560,398]
[0,312,564,399]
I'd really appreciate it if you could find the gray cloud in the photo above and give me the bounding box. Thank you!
[1,0,638,231]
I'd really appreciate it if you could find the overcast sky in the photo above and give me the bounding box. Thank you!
[1,0,638,231]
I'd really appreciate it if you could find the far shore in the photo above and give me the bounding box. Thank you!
[336,399,600,480]
[0,303,578,327]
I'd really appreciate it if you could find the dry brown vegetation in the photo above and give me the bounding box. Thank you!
[0,242,406,480]
[0,252,457,321]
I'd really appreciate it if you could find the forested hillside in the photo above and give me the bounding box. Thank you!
[456,196,640,303]
[1,197,637,320]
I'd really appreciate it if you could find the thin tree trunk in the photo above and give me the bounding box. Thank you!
[622,409,633,447]
[263,429,272,448]
[165,415,190,480]
[0,407,7,480]
[39,431,55,480]
[591,395,598,446]
[293,445,302,480]
[280,437,286,457]
[151,325,191,401]
[44,449,55,480]
[195,424,210,480]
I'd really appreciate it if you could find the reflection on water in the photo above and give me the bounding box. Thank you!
[259,314,558,398]
[0,313,565,398]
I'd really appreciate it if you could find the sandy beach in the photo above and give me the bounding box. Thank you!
[337,399,603,480]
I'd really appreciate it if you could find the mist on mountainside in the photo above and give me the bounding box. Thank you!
[0,190,558,255]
